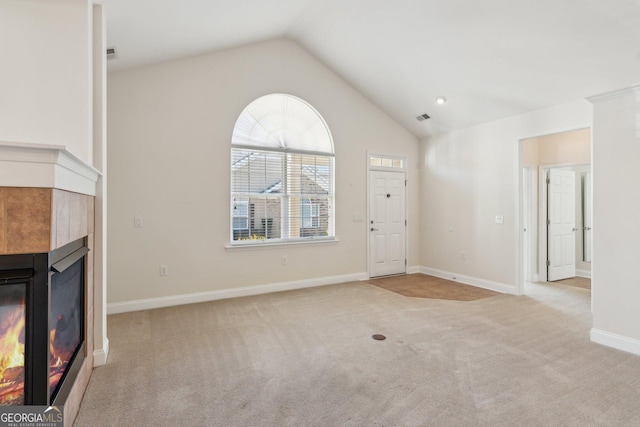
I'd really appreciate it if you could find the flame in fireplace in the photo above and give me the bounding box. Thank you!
[0,300,25,405]
[49,328,63,368]
[49,313,77,394]
[0,304,77,404]
[0,302,25,380]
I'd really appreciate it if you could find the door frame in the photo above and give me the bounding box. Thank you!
[515,124,593,295]
[367,152,408,279]
[522,167,537,282]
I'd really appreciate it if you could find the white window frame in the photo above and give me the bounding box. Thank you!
[228,94,336,248]
[229,147,335,246]
[368,153,407,171]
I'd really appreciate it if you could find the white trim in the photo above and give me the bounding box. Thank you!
[419,266,516,295]
[367,151,408,171]
[406,265,421,274]
[0,141,101,195]
[231,143,335,158]
[514,139,523,295]
[107,271,368,315]
[225,237,338,251]
[576,269,592,279]
[590,328,640,357]
[521,167,537,284]
[538,167,549,282]
[93,337,110,366]
[587,85,640,104]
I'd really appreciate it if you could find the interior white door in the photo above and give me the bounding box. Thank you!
[547,169,576,281]
[369,170,406,277]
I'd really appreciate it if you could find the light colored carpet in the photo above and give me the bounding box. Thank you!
[368,273,500,301]
[74,279,640,426]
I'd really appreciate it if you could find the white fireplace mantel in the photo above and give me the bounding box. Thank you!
[0,141,100,195]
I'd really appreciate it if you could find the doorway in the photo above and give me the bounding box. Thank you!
[518,128,592,294]
[368,154,407,278]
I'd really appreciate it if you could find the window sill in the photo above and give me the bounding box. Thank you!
[225,237,339,252]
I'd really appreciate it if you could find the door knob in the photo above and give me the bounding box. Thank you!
[584,227,591,231]
[572,227,577,232]
[370,227,379,231]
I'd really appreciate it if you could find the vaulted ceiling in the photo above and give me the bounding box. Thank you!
[101,0,640,138]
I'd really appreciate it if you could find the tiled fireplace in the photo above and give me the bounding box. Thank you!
[0,142,100,425]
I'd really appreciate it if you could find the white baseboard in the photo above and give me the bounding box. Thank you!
[406,265,421,274]
[93,337,110,366]
[418,266,516,295]
[576,269,592,278]
[107,272,368,315]
[590,328,640,356]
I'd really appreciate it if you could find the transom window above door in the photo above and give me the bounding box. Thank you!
[230,94,335,245]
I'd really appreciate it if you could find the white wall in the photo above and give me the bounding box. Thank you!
[420,100,592,292]
[0,0,108,363]
[590,86,640,355]
[107,39,419,307]
[0,0,92,163]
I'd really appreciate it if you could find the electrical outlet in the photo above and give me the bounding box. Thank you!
[134,216,143,228]
[495,215,504,224]
[281,256,288,265]
[159,265,168,276]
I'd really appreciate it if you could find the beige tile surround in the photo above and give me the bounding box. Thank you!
[0,187,94,425]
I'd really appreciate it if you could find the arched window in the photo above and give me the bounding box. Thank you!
[231,94,334,244]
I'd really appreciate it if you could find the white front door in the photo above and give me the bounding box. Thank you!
[369,170,406,277]
[547,169,576,281]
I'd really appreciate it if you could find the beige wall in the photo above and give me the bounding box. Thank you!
[0,0,92,163]
[420,100,592,291]
[590,86,640,350]
[525,128,591,165]
[107,39,420,305]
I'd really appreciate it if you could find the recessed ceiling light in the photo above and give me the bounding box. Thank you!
[436,96,447,105]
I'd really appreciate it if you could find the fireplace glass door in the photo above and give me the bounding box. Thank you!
[0,281,26,406]
[49,258,83,401]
